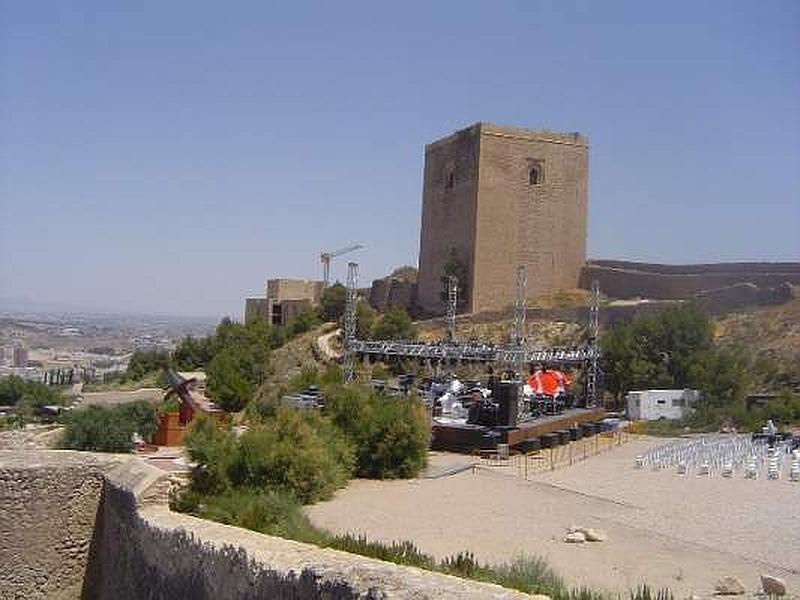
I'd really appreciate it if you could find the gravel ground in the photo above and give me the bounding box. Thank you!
[307,437,800,597]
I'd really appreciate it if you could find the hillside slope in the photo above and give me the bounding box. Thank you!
[714,290,800,389]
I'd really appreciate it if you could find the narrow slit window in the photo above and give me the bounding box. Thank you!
[529,165,542,185]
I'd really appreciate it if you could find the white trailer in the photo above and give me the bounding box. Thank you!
[626,389,700,421]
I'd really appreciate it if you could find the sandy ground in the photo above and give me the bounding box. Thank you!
[307,438,800,597]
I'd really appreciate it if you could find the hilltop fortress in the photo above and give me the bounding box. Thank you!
[248,122,799,322]
[382,123,800,315]
[417,123,588,313]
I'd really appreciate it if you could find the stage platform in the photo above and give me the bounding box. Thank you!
[431,407,606,453]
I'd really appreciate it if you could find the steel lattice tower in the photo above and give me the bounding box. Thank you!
[342,261,359,383]
[511,266,527,348]
[446,276,458,342]
[585,279,601,406]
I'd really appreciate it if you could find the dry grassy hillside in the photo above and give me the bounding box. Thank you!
[261,323,333,386]
[418,317,583,347]
[714,290,800,387]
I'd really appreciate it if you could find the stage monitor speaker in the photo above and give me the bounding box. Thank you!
[467,403,481,425]
[496,382,519,427]
[478,402,497,427]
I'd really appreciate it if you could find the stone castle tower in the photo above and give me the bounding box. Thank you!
[416,123,588,313]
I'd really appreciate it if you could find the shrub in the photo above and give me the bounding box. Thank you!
[59,401,157,453]
[324,385,430,479]
[227,408,354,503]
[116,400,159,441]
[371,307,417,341]
[184,414,238,494]
[184,408,353,503]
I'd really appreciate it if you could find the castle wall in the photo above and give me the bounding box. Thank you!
[0,453,107,600]
[580,261,800,300]
[0,451,532,600]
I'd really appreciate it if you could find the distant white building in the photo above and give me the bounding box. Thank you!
[626,389,700,421]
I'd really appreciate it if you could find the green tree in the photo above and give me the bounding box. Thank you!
[320,283,347,321]
[127,349,172,380]
[439,246,469,310]
[355,300,377,339]
[0,375,62,421]
[288,310,319,336]
[324,384,430,479]
[601,304,745,408]
[173,335,216,370]
[206,347,256,412]
[371,307,417,341]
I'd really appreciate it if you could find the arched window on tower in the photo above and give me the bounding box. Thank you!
[446,170,455,189]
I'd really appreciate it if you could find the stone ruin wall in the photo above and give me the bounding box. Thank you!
[0,450,532,600]
[368,278,418,313]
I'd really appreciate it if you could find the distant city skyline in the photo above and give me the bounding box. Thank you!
[2,1,798,317]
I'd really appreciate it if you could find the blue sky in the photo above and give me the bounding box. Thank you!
[1,1,798,317]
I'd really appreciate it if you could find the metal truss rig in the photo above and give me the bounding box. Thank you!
[348,339,599,365]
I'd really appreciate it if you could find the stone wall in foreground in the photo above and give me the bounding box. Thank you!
[0,450,532,600]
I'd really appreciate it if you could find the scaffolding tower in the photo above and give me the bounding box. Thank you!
[342,261,359,383]
[585,279,601,406]
[446,276,458,342]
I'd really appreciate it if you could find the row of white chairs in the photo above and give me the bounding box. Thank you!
[634,435,799,480]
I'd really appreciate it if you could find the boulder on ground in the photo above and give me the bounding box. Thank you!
[714,576,746,595]
[760,574,786,596]
[581,527,607,542]
[564,532,586,543]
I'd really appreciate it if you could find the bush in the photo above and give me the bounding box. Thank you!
[0,375,63,421]
[184,408,354,503]
[324,385,430,479]
[59,401,157,453]
[184,414,238,494]
[227,408,354,503]
[371,307,417,341]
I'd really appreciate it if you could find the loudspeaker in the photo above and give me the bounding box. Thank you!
[478,402,497,427]
[495,382,519,427]
[467,402,481,425]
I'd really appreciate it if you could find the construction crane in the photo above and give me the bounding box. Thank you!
[320,243,364,287]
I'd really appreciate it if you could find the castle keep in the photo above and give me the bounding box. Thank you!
[416,123,588,314]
